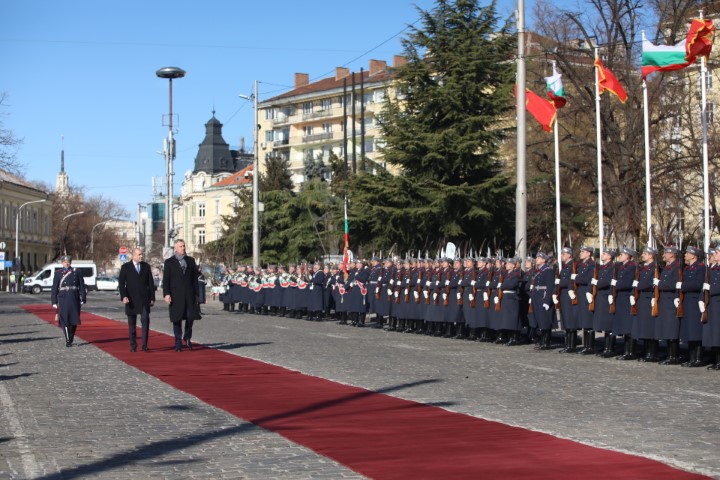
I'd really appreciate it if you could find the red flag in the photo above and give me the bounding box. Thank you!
[517,86,556,132]
[686,18,715,62]
[595,58,628,103]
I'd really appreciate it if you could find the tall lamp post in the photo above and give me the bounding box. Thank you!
[15,199,47,272]
[156,66,186,250]
[62,211,84,255]
[239,79,260,268]
[90,220,108,259]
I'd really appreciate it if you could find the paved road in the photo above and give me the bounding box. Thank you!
[1,291,719,479]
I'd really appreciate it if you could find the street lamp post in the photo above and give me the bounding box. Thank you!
[156,66,186,251]
[15,199,47,272]
[61,211,84,255]
[239,79,260,268]
[90,220,108,258]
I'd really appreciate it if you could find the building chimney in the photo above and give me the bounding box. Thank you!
[369,59,387,76]
[294,73,309,88]
[393,55,408,68]
[335,67,350,80]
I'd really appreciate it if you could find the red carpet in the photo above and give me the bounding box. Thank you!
[24,305,709,479]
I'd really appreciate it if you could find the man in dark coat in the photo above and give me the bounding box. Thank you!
[51,255,87,347]
[162,239,200,351]
[119,248,156,352]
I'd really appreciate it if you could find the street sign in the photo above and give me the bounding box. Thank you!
[4,261,12,269]
[119,254,128,262]
[119,246,128,255]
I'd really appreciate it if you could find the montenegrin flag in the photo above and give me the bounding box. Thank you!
[686,18,715,62]
[595,57,628,103]
[517,85,556,132]
[544,66,567,109]
[641,39,692,79]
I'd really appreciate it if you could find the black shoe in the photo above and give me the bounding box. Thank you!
[66,341,72,347]
[186,339,193,350]
[142,346,149,352]
[175,345,182,352]
[130,346,137,352]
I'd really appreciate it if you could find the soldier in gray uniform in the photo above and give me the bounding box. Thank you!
[634,246,660,362]
[575,245,597,355]
[556,247,579,353]
[593,247,617,357]
[656,245,682,365]
[613,247,638,360]
[680,246,706,367]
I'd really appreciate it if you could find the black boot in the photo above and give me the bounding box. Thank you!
[443,323,454,338]
[494,330,507,344]
[689,344,704,367]
[558,330,570,353]
[708,347,720,370]
[566,330,578,353]
[682,342,704,367]
[617,335,637,360]
[454,324,466,339]
[358,313,366,327]
[415,321,426,334]
[467,328,478,341]
[223,303,229,311]
[639,339,660,362]
[660,339,682,365]
[505,331,519,346]
[537,329,553,350]
[338,312,348,325]
[579,330,595,355]
[600,334,616,358]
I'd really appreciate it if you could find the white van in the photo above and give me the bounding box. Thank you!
[22,260,98,294]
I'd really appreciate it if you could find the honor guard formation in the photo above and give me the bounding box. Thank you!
[218,245,720,370]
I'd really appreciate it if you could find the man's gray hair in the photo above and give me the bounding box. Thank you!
[174,238,185,246]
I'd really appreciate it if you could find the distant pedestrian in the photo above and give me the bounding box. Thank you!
[119,248,156,352]
[162,239,201,351]
[9,272,16,293]
[51,255,86,347]
[197,265,206,314]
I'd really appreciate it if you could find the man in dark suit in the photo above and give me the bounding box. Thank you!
[119,247,156,352]
[162,239,200,351]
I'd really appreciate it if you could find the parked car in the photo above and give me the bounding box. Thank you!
[96,276,119,292]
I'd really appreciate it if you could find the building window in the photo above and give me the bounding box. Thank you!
[265,130,274,142]
[322,123,332,133]
[364,139,375,153]
[214,225,221,240]
[197,229,206,245]
[215,199,220,215]
[303,102,313,114]
[197,202,206,217]
[320,98,332,110]
[303,125,313,136]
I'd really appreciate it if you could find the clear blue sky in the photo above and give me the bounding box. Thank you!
[2,0,523,218]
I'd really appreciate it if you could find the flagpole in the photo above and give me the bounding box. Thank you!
[515,0,527,260]
[642,31,653,241]
[699,14,711,250]
[551,61,562,257]
[594,48,605,253]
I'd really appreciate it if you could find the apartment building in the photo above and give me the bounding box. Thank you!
[257,56,406,187]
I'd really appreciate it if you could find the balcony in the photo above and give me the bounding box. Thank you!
[273,139,290,148]
[190,216,206,225]
[301,132,334,143]
[271,114,291,126]
[302,109,334,121]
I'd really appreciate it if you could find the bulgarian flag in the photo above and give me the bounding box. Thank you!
[342,196,349,274]
[595,57,628,103]
[517,85,557,132]
[686,18,715,62]
[641,39,692,79]
[544,66,567,109]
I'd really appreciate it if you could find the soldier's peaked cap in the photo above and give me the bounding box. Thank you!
[686,245,704,258]
[620,246,636,257]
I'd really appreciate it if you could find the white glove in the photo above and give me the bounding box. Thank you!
[653,278,660,286]
[552,294,559,305]
[53,304,57,309]
[485,281,490,287]
[699,300,706,313]
[651,298,656,308]
[528,298,532,305]
[571,274,577,280]
[555,278,560,285]
[543,304,550,311]
[423,291,429,299]
[413,291,419,299]
[456,293,461,300]
[471,280,476,286]
[493,296,499,304]
[394,291,399,298]
[585,292,593,303]
[483,292,489,302]
[389,279,394,285]
[591,278,598,286]
[568,290,577,300]
[425,281,431,287]
[529,284,534,291]
[387,289,392,296]
[611,279,617,286]
[375,287,380,294]
[442,293,447,300]
[608,295,614,305]
[675,282,682,289]
[673,298,680,308]
[629,296,636,306]
[632,280,639,288]
[704,283,711,291]
[469,294,475,302]
[433,293,438,301]
[445,280,450,286]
